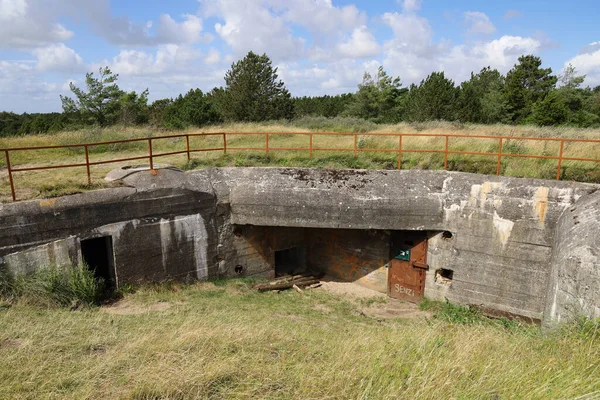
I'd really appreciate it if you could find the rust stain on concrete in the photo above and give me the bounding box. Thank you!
[468,182,504,209]
[535,187,549,224]
[39,198,57,208]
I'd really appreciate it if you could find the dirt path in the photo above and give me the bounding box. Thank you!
[317,280,433,320]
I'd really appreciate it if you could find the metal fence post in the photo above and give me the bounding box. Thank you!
[265,133,269,155]
[556,139,565,180]
[496,138,503,176]
[5,150,15,201]
[84,145,91,185]
[444,135,449,170]
[148,139,154,170]
[186,135,191,160]
[397,135,403,170]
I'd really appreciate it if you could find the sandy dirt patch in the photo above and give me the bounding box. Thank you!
[101,300,172,315]
[317,281,388,299]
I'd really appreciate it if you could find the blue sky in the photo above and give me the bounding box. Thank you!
[1,0,599,113]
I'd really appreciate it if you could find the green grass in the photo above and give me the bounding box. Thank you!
[0,264,109,308]
[0,119,599,202]
[0,280,599,399]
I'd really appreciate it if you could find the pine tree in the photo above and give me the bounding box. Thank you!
[219,52,294,122]
[60,67,126,126]
[407,72,458,121]
[504,55,557,123]
[345,66,407,123]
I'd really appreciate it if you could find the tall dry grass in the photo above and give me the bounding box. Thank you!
[0,280,598,399]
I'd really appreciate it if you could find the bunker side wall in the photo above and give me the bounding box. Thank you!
[543,190,600,327]
[0,186,219,285]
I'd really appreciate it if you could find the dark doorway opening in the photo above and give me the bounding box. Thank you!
[81,236,116,287]
[275,246,306,277]
[435,268,453,286]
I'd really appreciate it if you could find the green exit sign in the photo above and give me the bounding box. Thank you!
[395,248,411,261]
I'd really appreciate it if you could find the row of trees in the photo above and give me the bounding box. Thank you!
[325,56,599,126]
[1,53,600,137]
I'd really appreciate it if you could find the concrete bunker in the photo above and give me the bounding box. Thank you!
[1,167,599,328]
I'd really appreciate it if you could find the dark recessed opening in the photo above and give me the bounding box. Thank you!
[442,231,453,240]
[274,246,306,277]
[233,227,243,237]
[81,236,116,287]
[435,268,453,286]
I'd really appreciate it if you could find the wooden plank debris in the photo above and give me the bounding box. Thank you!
[255,274,324,293]
[292,284,303,294]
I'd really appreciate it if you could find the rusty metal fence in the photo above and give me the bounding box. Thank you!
[2,132,600,201]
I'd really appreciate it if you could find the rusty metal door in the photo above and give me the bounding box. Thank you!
[388,231,428,302]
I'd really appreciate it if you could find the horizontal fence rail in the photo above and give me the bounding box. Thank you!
[2,132,600,201]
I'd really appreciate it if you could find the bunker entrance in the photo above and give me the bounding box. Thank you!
[275,246,306,277]
[81,236,116,287]
[239,226,434,299]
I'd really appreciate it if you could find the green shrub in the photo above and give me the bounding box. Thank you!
[0,265,15,300]
[1,265,108,307]
[434,300,486,324]
[561,317,600,340]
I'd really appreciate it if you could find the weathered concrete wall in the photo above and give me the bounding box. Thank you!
[0,170,219,285]
[3,237,80,276]
[218,168,596,319]
[543,189,600,326]
[1,167,598,323]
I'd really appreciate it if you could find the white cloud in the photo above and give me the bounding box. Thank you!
[0,61,71,112]
[565,43,600,86]
[377,4,547,85]
[0,0,210,49]
[337,26,381,59]
[155,14,206,44]
[465,11,496,35]
[382,10,443,67]
[106,45,201,76]
[32,44,84,72]
[202,0,367,61]
[402,0,422,13]
[50,0,210,46]
[0,0,26,19]
[205,48,222,65]
[204,0,305,61]
[0,0,73,48]
[278,0,365,35]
